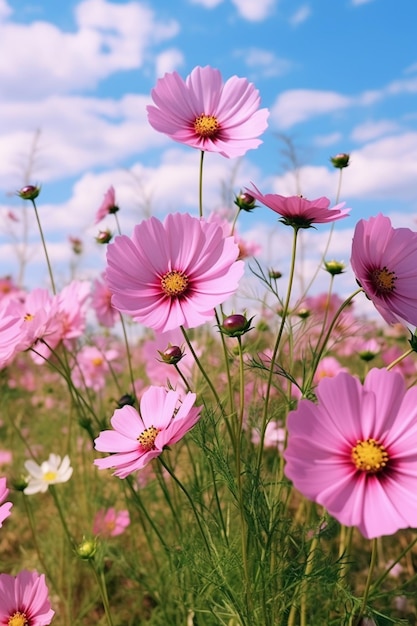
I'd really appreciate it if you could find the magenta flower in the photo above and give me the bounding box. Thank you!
[94,386,202,478]
[247,184,350,228]
[284,368,417,539]
[0,570,54,625]
[351,213,417,326]
[105,212,244,333]
[147,65,269,158]
[93,507,130,537]
[0,477,12,527]
[95,185,119,224]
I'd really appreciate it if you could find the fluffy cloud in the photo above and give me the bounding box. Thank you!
[231,0,276,21]
[270,89,352,129]
[0,0,179,99]
[289,4,312,26]
[236,48,293,78]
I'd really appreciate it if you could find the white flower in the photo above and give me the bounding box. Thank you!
[24,454,73,495]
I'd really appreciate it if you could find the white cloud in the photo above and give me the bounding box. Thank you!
[270,89,352,129]
[0,0,179,99]
[188,0,224,6]
[289,4,311,26]
[0,0,11,20]
[351,0,374,5]
[154,48,185,78]
[236,48,293,78]
[313,132,343,147]
[231,0,276,21]
[350,120,401,143]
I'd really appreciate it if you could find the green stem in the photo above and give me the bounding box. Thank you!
[353,537,378,626]
[371,533,417,591]
[198,150,205,218]
[386,347,414,371]
[89,562,115,626]
[118,312,137,401]
[49,485,76,550]
[257,226,299,470]
[31,197,56,294]
[216,307,235,418]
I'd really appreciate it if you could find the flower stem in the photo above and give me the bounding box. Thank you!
[352,537,378,626]
[30,197,57,294]
[385,347,414,371]
[198,150,205,218]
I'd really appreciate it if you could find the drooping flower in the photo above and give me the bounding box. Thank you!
[24,454,73,495]
[93,507,130,537]
[247,184,350,228]
[94,386,202,478]
[0,477,12,527]
[284,368,417,539]
[105,212,244,333]
[350,213,417,326]
[0,570,54,625]
[92,273,118,328]
[95,185,119,224]
[147,65,269,158]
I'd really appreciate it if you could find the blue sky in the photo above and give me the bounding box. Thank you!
[1,0,416,313]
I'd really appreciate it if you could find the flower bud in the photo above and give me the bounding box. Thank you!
[95,229,113,244]
[11,475,29,492]
[69,236,83,255]
[330,153,350,169]
[76,537,97,560]
[324,260,346,276]
[234,191,257,212]
[220,313,254,337]
[158,345,184,364]
[296,308,310,319]
[17,185,41,200]
[269,269,282,280]
[117,393,136,408]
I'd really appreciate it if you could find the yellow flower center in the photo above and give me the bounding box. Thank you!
[43,470,58,482]
[138,426,159,451]
[91,357,104,366]
[351,438,389,473]
[8,612,28,626]
[194,114,220,138]
[370,266,396,294]
[161,270,189,297]
[24,313,34,321]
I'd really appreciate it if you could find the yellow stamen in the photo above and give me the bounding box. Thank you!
[352,438,389,473]
[24,313,34,321]
[43,470,58,481]
[138,426,159,451]
[370,266,396,294]
[91,357,104,366]
[194,114,220,138]
[8,612,28,626]
[161,270,189,297]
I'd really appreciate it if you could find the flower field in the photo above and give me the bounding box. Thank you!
[1,66,417,626]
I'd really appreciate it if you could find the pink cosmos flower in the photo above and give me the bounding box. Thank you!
[314,356,347,383]
[0,477,12,527]
[71,344,119,392]
[95,185,119,224]
[0,570,54,625]
[92,273,118,328]
[351,214,417,326]
[93,507,130,537]
[147,65,269,158]
[284,368,417,539]
[94,386,202,478]
[247,184,350,228]
[105,212,244,333]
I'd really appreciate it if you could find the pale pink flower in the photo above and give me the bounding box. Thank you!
[94,386,202,478]
[314,356,346,383]
[92,273,118,328]
[57,280,90,345]
[147,65,269,158]
[0,477,12,527]
[95,185,119,224]
[351,214,417,326]
[71,345,119,392]
[93,507,130,537]
[284,368,417,539]
[252,422,286,452]
[0,570,54,625]
[106,213,244,333]
[247,184,350,228]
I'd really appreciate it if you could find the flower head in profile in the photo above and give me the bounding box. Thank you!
[24,454,73,495]
[93,507,130,537]
[147,65,269,158]
[106,212,244,333]
[0,570,55,625]
[94,386,202,478]
[0,476,12,527]
[95,185,119,224]
[247,184,349,229]
[284,368,417,539]
[351,213,417,327]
